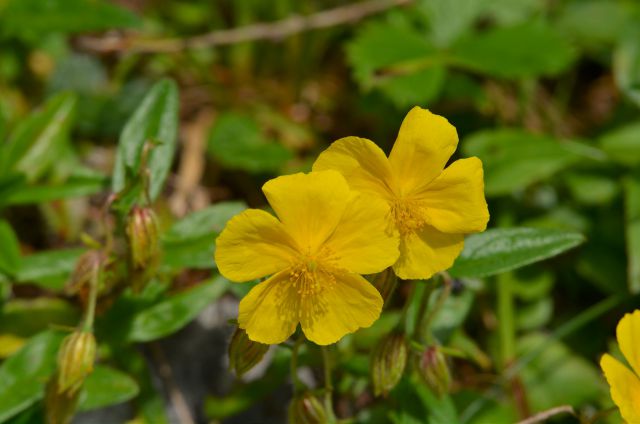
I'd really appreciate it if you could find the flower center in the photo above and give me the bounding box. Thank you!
[288,248,342,298]
[390,198,427,235]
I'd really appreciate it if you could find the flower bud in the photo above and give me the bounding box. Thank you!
[416,346,451,397]
[371,333,407,397]
[45,374,80,424]
[372,268,398,304]
[65,250,106,295]
[57,330,96,394]
[126,206,159,268]
[288,392,327,424]
[229,327,269,376]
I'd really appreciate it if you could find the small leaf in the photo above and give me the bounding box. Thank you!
[0,0,140,38]
[0,220,20,277]
[112,79,179,203]
[463,129,596,196]
[15,248,85,291]
[208,113,292,174]
[4,173,108,205]
[0,92,77,182]
[614,32,640,108]
[128,275,230,342]
[0,331,65,423]
[624,175,640,293]
[79,366,139,411]
[0,298,79,338]
[449,228,585,278]
[599,121,640,166]
[451,22,576,78]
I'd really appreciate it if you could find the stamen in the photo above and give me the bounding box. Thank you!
[390,198,427,235]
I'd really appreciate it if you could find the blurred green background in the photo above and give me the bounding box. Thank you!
[0,0,639,423]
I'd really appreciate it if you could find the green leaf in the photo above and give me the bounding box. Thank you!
[112,79,179,203]
[556,0,633,48]
[15,248,85,291]
[463,129,594,196]
[0,220,20,277]
[0,92,76,182]
[416,0,481,47]
[564,173,619,206]
[79,365,139,411]
[346,21,445,107]
[600,121,640,166]
[4,173,108,205]
[208,113,292,174]
[0,331,64,423]
[0,0,140,39]
[625,175,640,293]
[449,228,585,278]
[128,275,231,342]
[0,298,79,338]
[451,22,576,78]
[161,202,246,271]
[614,31,640,108]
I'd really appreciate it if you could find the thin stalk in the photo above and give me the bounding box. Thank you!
[497,273,515,369]
[82,262,100,331]
[419,274,453,344]
[290,336,304,393]
[412,282,434,342]
[321,346,337,423]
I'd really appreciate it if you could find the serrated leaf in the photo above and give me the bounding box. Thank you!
[449,228,585,278]
[600,121,640,166]
[208,113,292,174]
[0,92,76,182]
[112,79,179,204]
[0,220,20,277]
[624,175,640,293]
[128,275,230,342]
[0,0,140,39]
[451,22,576,78]
[79,366,139,411]
[463,129,593,196]
[0,331,65,423]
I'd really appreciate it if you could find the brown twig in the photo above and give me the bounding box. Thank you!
[78,0,413,54]
[516,405,576,424]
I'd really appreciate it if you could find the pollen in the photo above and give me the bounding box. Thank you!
[390,198,427,235]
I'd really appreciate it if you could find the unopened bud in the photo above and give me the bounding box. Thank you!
[65,250,106,295]
[416,346,451,397]
[371,333,407,396]
[126,206,159,268]
[45,374,79,424]
[288,392,327,424]
[57,330,96,393]
[229,327,269,376]
[372,268,398,304]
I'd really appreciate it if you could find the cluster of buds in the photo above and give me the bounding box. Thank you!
[415,345,451,397]
[126,205,160,292]
[228,327,269,377]
[288,392,327,424]
[370,333,408,396]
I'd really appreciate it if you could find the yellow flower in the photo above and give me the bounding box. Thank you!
[313,107,489,280]
[600,310,640,423]
[215,170,399,345]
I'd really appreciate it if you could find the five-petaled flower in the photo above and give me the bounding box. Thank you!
[215,170,400,345]
[313,107,489,280]
[600,309,640,423]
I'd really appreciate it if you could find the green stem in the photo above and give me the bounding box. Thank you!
[82,262,100,331]
[397,280,416,331]
[321,345,337,423]
[290,337,304,393]
[412,282,433,342]
[421,274,453,344]
[497,273,515,369]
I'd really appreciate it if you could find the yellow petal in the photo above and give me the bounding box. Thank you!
[601,353,640,423]
[262,171,350,253]
[617,309,640,378]
[393,226,464,280]
[323,193,399,275]
[312,136,394,200]
[238,271,299,344]
[300,272,382,345]
[416,157,489,234]
[215,209,297,282]
[388,107,458,195]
